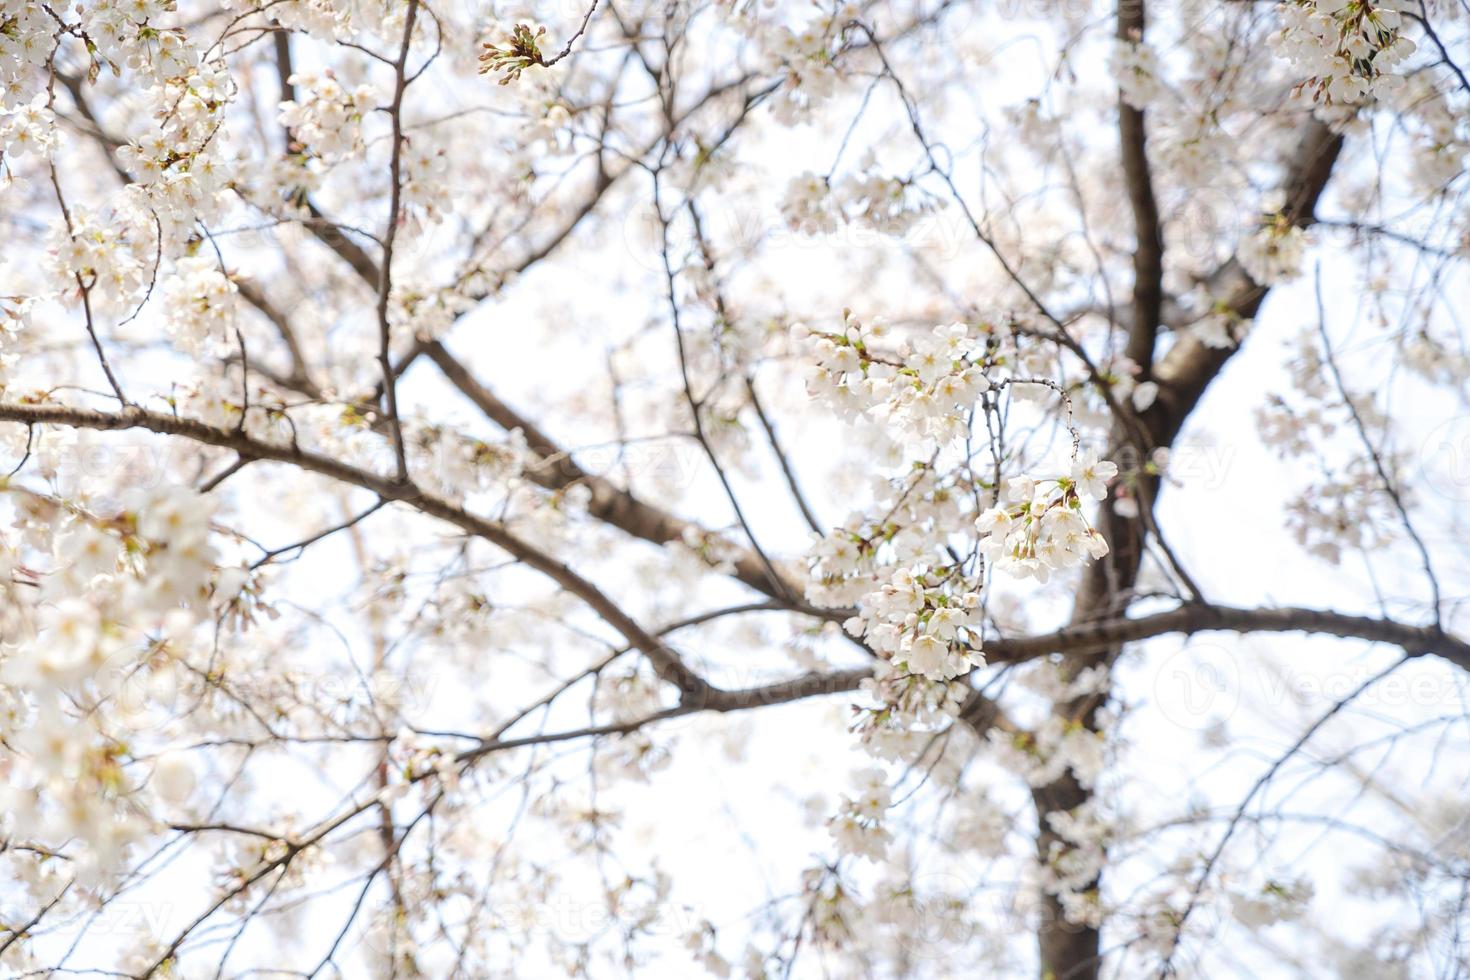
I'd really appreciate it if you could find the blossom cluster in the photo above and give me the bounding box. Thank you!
[795,314,992,445]
[1188,304,1255,350]
[974,464,1114,584]
[1390,72,1470,198]
[846,567,987,682]
[781,161,939,237]
[1111,40,1169,109]
[106,36,232,243]
[854,666,970,754]
[1231,877,1314,927]
[1270,0,1417,106]
[1041,798,1114,907]
[1239,194,1310,284]
[1284,468,1395,564]
[42,202,159,316]
[0,297,28,391]
[827,767,894,860]
[798,313,1118,693]
[161,255,239,355]
[989,710,1111,791]
[10,0,243,328]
[750,12,847,124]
[0,94,56,158]
[278,70,378,163]
[0,2,52,110]
[0,483,224,883]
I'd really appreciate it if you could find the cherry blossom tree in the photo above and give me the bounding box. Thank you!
[1,0,1468,976]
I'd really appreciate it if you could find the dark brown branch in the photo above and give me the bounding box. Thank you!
[13,401,1463,689]
[233,279,322,398]
[423,339,811,607]
[271,30,383,288]
[372,0,420,484]
[1117,0,1163,375]
[984,603,1470,673]
[0,401,710,697]
[1153,118,1344,441]
[1038,116,1343,980]
[746,376,824,535]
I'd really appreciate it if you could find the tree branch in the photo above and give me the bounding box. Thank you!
[1117,0,1163,375]
[423,339,812,607]
[0,401,710,697]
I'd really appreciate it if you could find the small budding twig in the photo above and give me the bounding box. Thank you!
[479,1,600,84]
[479,23,547,84]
